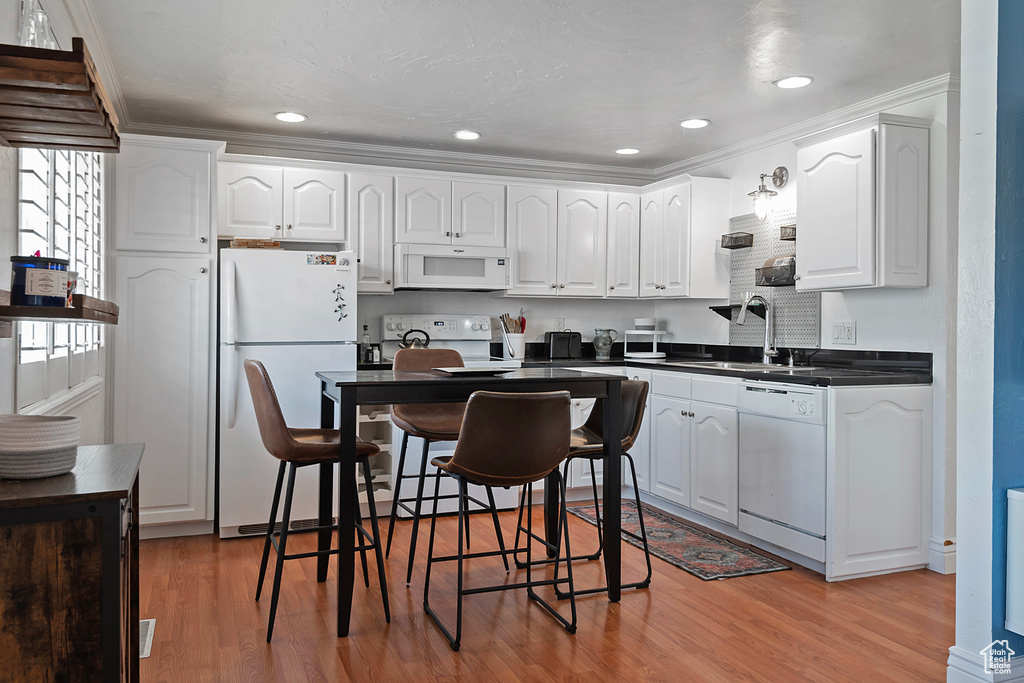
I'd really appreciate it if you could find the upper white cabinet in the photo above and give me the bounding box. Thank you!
[606,192,640,298]
[348,173,395,293]
[506,186,606,297]
[113,135,223,253]
[639,177,730,299]
[795,114,929,291]
[219,162,347,242]
[506,185,558,295]
[395,177,505,247]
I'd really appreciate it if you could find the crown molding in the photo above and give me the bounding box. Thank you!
[653,73,958,180]
[123,122,657,185]
[56,0,128,127]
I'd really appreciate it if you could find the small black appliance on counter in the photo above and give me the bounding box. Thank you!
[544,330,582,359]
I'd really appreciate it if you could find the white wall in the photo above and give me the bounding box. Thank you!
[949,0,998,678]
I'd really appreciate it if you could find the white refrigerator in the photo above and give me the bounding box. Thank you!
[219,249,358,538]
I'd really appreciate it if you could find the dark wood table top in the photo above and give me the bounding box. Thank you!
[0,443,145,510]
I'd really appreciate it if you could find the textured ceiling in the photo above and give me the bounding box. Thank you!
[86,0,960,170]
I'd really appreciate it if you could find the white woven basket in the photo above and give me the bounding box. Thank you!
[0,415,81,479]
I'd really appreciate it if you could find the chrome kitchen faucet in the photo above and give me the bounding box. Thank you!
[737,293,779,364]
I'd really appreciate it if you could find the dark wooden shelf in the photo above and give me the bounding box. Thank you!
[0,38,120,152]
[0,291,119,331]
[710,303,767,321]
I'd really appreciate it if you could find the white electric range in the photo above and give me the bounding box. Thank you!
[380,314,521,368]
[380,313,521,515]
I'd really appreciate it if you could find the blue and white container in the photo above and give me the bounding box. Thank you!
[10,256,68,307]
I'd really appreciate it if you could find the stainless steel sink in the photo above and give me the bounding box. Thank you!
[666,361,819,372]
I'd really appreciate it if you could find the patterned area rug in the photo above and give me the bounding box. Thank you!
[567,501,791,581]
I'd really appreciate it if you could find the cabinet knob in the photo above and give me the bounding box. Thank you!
[689,411,695,417]
[199,236,207,243]
[609,285,615,290]
[275,225,281,230]
[793,274,802,281]
[551,283,557,289]
[200,267,207,274]
[385,279,391,285]
[681,410,686,417]
[446,231,451,237]
[454,232,460,238]
[286,224,292,230]
[560,283,565,288]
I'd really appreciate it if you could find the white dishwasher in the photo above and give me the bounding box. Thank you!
[737,381,828,562]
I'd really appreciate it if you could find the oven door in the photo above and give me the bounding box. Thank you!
[394,244,508,290]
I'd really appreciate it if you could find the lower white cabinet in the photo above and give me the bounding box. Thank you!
[113,256,213,526]
[827,384,932,579]
[689,400,738,525]
[651,394,691,506]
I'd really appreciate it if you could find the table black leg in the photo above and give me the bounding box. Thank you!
[602,378,622,602]
[337,385,358,637]
[318,382,335,582]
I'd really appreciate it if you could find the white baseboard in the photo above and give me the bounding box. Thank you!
[930,536,957,574]
[948,646,1024,682]
[140,520,214,540]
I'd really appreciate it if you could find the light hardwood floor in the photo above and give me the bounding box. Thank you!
[138,508,954,682]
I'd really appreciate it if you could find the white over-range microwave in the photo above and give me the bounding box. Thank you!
[393,244,508,290]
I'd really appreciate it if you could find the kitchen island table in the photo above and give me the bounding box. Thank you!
[316,367,623,637]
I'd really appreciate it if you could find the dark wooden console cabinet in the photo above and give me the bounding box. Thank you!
[0,444,144,682]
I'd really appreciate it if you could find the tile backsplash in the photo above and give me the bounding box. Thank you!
[728,208,820,349]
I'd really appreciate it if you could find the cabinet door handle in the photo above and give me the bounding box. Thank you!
[199,267,207,274]
[199,236,207,243]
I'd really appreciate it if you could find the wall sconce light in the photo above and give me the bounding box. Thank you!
[748,166,789,221]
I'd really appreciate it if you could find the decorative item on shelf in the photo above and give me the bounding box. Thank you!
[779,224,797,241]
[592,328,618,361]
[748,166,788,221]
[624,329,668,361]
[10,254,68,307]
[755,254,797,287]
[0,414,81,479]
[721,232,754,249]
[633,317,657,330]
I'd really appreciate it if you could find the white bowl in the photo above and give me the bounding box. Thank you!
[0,414,81,479]
[634,317,657,330]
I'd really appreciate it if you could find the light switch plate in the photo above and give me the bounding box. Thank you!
[833,320,857,345]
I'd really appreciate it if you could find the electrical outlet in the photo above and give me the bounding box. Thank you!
[833,320,857,345]
[555,317,565,332]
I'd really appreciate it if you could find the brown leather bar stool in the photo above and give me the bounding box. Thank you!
[423,390,576,652]
[385,347,508,585]
[514,379,653,596]
[244,359,390,642]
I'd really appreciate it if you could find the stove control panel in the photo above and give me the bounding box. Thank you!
[381,314,493,341]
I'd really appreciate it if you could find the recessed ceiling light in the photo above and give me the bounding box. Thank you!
[453,130,481,140]
[275,112,307,123]
[616,148,640,155]
[773,75,814,89]
[680,118,711,129]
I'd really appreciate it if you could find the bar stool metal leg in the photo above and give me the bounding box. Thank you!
[256,461,286,601]
[360,452,391,622]
[265,462,297,643]
[385,432,409,558]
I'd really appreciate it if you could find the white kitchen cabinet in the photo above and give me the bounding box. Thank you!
[651,394,691,507]
[113,255,213,526]
[219,162,347,242]
[395,178,505,247]
[795,113,929,291]
[690,400,739,525]
[506,186,606,297]
[639,177,730,299]
[827,384,932,580]
[452,181,505,247]
[506,185,558,295]
[606,192,641,297]
[347,173,395,293]
[113,135,222,253]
